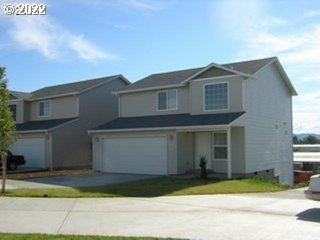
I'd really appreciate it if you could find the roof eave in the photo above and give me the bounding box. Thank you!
[274,59,298,96]
[89,124,232,134]
[113,83,186,95]
[16,130,48,134]
[255,58,298,96]
[29,92,79,101]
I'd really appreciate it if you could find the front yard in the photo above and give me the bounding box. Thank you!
[4,177,288,198]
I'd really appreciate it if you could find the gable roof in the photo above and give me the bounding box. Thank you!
[10,75,129,101]
[116,57,277,94]
[221,57,276,75]
[10,91,33,100]
[121,67,202,92]
[90,112,245,132]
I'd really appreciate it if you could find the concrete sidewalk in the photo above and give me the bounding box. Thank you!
[0,189,320,240]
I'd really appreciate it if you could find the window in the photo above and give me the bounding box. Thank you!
[204,83,228,111]
[39,101,51,117]
[213,132,227,159]
[9,105,17,121]
[157,90,177,111]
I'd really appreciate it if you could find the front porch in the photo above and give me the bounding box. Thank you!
[176,126,246,178]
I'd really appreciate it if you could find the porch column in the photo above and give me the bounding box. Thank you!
[227,127,232,179]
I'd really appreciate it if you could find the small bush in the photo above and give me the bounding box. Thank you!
[199,155,208,179]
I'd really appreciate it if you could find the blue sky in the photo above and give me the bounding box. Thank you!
[0,0,320,134]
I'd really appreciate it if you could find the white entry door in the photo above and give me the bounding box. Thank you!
[10,138,46,168]
[102,136,167,175]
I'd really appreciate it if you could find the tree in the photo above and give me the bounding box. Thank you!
[304,135,319,144]
[0,67,17,194]
[293,135,299,144]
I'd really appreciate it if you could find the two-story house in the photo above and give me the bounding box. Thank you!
[9,75,129,169]
[89,57,297,185]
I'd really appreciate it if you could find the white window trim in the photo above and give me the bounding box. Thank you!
[156,89,178,111]
[203,82,229,112]
[38,100,51,117]
[212,132,228,161]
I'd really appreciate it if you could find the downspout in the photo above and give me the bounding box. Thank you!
[227,126,232,179]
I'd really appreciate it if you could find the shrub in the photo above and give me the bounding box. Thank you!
[199,155,208,179]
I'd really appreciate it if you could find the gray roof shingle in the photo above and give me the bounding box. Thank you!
[93,112,245,131]
[10,75,123,100]
[120,57,276,92]
[10,91,33,100]
[16,118,78,131]
[122,67,202,91]
[30,75,121,99]
[222,57,275,74]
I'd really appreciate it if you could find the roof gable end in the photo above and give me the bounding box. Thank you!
[258,58,297,96]
[182,63,254,84]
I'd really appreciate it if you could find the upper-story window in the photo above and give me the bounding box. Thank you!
[204,82,228,111]
[157,90,178,111]
[39,100,51,117]
[9,104,17,121]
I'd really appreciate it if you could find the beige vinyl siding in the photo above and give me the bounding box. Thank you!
[231,127,245,173]
[120,87,189,117]
[194,128,245,174]
[177,132,195,173]
[29,95,78,121]
[189,76,244,115]
[23,102,30,122]
[51,78,128,169]
[9,100,24,123]
[236,62,293,185]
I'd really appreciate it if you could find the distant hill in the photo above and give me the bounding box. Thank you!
[295,133,320,141]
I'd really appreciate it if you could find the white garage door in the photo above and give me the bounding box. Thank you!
[102,136,167,175]
[10,138,46,168]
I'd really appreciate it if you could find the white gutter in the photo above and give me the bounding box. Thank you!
[16,129,48,134]
[88,124,231,134]
[28,92,79,101]
[113,83,186,95]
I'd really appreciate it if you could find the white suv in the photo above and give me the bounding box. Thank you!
[305,174,320,201]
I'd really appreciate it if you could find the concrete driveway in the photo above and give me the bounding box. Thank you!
[0,188,320,240]
[4,172,155,189]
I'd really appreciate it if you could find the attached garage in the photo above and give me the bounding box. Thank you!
[10,137,46,169]
[101,136,168,175]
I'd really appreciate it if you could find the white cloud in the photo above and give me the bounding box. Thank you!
[2,14,119,62]
[212,1,320,133]
[69,35,119,62]
[9,16,63,59]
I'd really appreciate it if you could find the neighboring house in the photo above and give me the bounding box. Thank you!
[294,144,320,174]
[9,75,130,169]
[89,57,297,185]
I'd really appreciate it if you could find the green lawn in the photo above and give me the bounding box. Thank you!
[0,234,172,240]
[4,177,288,198]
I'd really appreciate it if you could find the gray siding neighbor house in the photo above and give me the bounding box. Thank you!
[9,75,130,169]
[89,57,297,185]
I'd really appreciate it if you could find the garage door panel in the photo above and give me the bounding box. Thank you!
[10,138,46,168]
[102,136,167,175]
